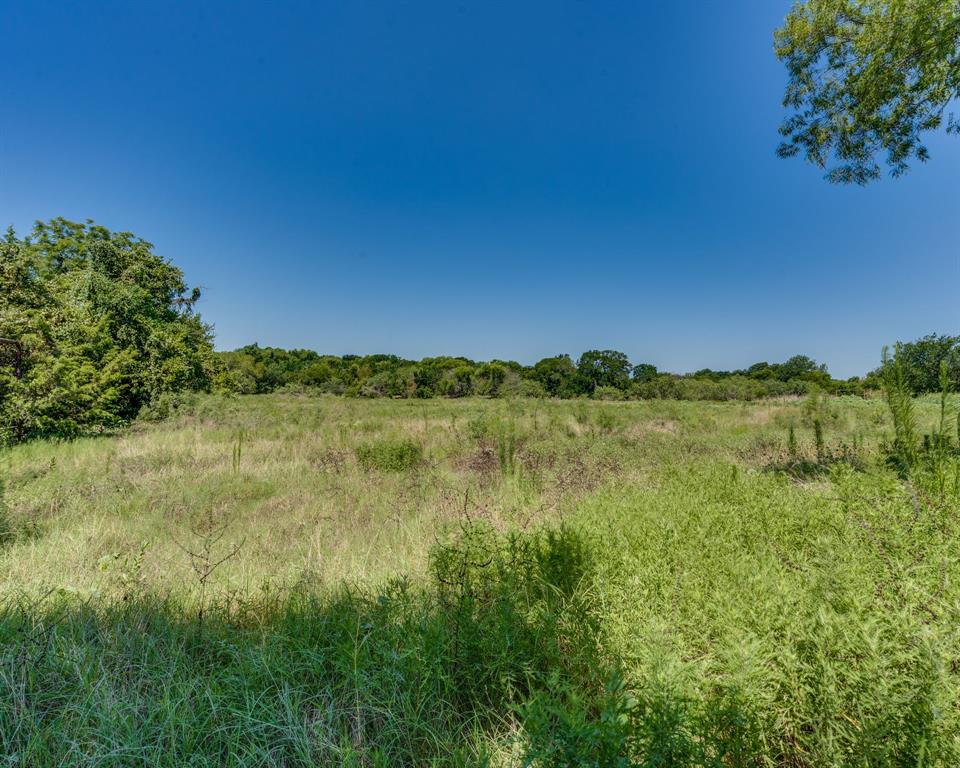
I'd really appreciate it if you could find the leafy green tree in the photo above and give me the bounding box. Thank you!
[359,367,412,398]
[778,354,827,381]
[295,361,334,388]
[631,363,658,383]
[880,333,960,393]
[209,344,869,403]
[745,362,776,380]
[577,350,632,393]
[692,368,729,382]
[474,363,507,397]
[776,0,960,183]
[531,355,579,397]
[412,357,468,398]
[439,365,475,397]
[0,219,216,443]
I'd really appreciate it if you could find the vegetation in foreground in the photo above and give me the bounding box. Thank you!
[1,389,958,766]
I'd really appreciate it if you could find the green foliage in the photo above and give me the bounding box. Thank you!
[0,520,602,767]
[0,218,215,444]
[496,422,518,475]
[355,438,423,472]
[880,346,960,500]
[6,457,955,765]
[215,344,857,404]
[531,354,579,397]
[577,349,632,393]
[136,390,200,422]
[776,0,960,183]
[524,667,770,767]
[591,385,626,402]
[473,362,506,397]
[877,333,960,394]
[882,345,921,474]
[635,373,812,401]
[631,362,658,383]
[522,671,637,768]
[232,429,245,473]
[814,417,825,460]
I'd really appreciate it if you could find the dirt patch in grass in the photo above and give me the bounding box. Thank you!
[458,446,499,477]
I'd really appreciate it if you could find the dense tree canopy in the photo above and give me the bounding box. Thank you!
[530,355,579,398]
[0,219,216,443]
[576,350,633,392]
[776,0,960,182]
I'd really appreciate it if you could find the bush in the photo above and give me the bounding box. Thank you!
[355,438,424,472]
[137,391,200,422]
[500,377,547,399]
[591,385,625,401]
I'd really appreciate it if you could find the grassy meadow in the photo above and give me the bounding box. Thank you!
[1,393,958,766]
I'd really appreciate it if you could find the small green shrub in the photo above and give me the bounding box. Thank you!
[500,377,548,398]
[523,669,765,767]
[882,345,920,475]
[592,385,625,401]
[138,391,200,422]
[355,438,423,472]
[467,413,492,440]
[594,408,618,433]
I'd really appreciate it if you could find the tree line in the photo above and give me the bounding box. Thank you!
[2,218,958,444]
[215,345,863,401]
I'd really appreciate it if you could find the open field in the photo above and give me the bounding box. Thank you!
[1,394,959,766]
[1,393,894,595]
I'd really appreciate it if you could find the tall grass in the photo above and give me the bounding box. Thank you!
[0,476,9,547]
[0,394,957,764]
[882,345,920,474]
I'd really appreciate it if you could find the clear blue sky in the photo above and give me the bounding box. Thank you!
[2,1,957,377]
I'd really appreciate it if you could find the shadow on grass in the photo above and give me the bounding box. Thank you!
[1,504,953,767]
[763,442,869,482]
[0,523,607,767]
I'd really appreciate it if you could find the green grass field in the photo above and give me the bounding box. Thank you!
[1,394,958,766]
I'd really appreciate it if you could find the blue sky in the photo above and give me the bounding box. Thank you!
[2,1,957,377]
